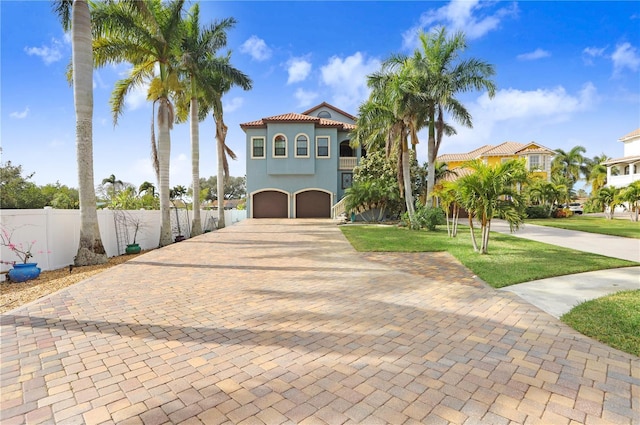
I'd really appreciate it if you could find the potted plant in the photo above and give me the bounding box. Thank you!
[1,225,44,282]
[115,211,145,254]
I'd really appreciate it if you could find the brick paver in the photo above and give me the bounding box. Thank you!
[1,219,638,424]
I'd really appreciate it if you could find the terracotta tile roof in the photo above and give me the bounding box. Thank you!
[440,167,474,182]
[619,128,640,141]
[514,141,555,155]
[436,144,494,162]
[240,112,354,130]
[482,141,525,156]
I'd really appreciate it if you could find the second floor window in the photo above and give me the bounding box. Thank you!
[296,135,309,157]
[317,136,329,157]
[274,135,287,157]
[529,155,540,171]
[252,138,265,158]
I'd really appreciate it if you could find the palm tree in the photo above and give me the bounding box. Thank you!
[53,0,107,266]
[102,174,123,200]
[352,64,423,227]
[431,180,460,237]
[457,159,528,254]
[619,181,640,221]
[552,145,586,185]
[407,28,496,205]
[177,6,249,232]
[583,153,610,193]
[93,0,186,246]
[527,179,566,217]
[138,181,156,197]
[594,186,622,219]
[198,55,252,229]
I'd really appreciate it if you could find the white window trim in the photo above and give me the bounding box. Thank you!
[272,134,287,158]
[251,137,266,159]
[294,133,310,158]
[316,136,330,158]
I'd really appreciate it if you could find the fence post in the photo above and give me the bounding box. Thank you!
[44,206,54,271]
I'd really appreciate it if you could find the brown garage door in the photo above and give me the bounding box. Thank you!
[253,191,288,218]
[296,191,331,218]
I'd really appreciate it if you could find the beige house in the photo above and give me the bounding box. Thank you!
[603,129,640,187]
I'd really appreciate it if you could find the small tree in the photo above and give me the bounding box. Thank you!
[594,186,622,219]
[619,181,640,222]
[457,159,528,254]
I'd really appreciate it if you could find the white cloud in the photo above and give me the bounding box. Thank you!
[517,48,550,61]
[444,83,598,149]
[402,0,517,48]
[582,46,607,65]
[223,97,244,113]
[240,36,272,61]
[24,38,65,65]
[611,42,640,75]
[294,88,319,108]
[320,52,381,111]
[125,84,149,111]
[10,107,29,119]
[287,58,312,84]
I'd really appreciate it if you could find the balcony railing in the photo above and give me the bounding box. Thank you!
[339,157,357,170]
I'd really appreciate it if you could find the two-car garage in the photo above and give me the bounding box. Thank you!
[251,189,331,218]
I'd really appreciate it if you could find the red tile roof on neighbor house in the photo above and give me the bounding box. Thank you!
[619,128,640,142]
[240,113,355,131]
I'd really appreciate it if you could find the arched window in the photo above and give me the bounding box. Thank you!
[295,134,309,157]
[273,134,287,157]
[317,111,331,119]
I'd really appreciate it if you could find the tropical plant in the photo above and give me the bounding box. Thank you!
[404,202,445,230]
[583,153,610,193]
[526,179,566,217]
[53,0,107,265]
[457,159,529,254]
[138,181,156,197]
[352,64,422,226]
[344,179,399,222]
[407,28,496,206]
[175,5,245,235]
[593,186,622,219]
[170,185,188,238]
[552,145,586,185]
[619,181,640,221]
[197,53,252,229]
[431,180,461,236]
[101,174,124,200]
[93,0,187,246]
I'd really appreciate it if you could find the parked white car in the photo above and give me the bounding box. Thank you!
[564,203,584,214]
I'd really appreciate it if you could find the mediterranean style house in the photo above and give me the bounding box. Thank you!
[436,141,555,181]
[240,102,364,218]
[603,129,640,187]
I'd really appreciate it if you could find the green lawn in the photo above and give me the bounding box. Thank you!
[561,290,640,357]
[340,225,637,288]
[526,216,640,239]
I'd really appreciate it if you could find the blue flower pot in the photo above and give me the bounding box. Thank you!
[8,263,41,283]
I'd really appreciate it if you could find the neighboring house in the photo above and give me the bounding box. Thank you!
[240,102,364,218]
[603,129,640,188]
[437,141,555,182]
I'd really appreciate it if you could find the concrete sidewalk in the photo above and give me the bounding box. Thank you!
[1,219,638,424]
[490,219,640,263]
[492,219,639,317]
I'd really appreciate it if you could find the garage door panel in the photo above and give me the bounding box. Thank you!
[253,191,288,218]
[296,191,330,218]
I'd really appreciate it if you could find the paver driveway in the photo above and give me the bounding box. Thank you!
[1,219,638,424]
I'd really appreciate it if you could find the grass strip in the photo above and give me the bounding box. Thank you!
[526,216,640,239]
[561,290,640,357]
[340,225,637,288]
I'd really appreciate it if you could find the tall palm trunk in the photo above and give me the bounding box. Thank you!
[401,146,415,223]
[73,0,107,266]
[426,112,437,208]
[158,98,173,246]
[215,114,228,229]
[190,96,202,236]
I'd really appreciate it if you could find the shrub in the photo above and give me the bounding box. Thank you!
[554,208,574,218]
[404,203,446,230]
[525,205,549,219]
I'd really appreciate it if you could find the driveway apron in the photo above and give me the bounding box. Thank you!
[1,219,638,424]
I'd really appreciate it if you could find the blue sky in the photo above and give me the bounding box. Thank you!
[2,1,639,191]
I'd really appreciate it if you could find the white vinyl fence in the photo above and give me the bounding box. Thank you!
[1,208,245,273]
